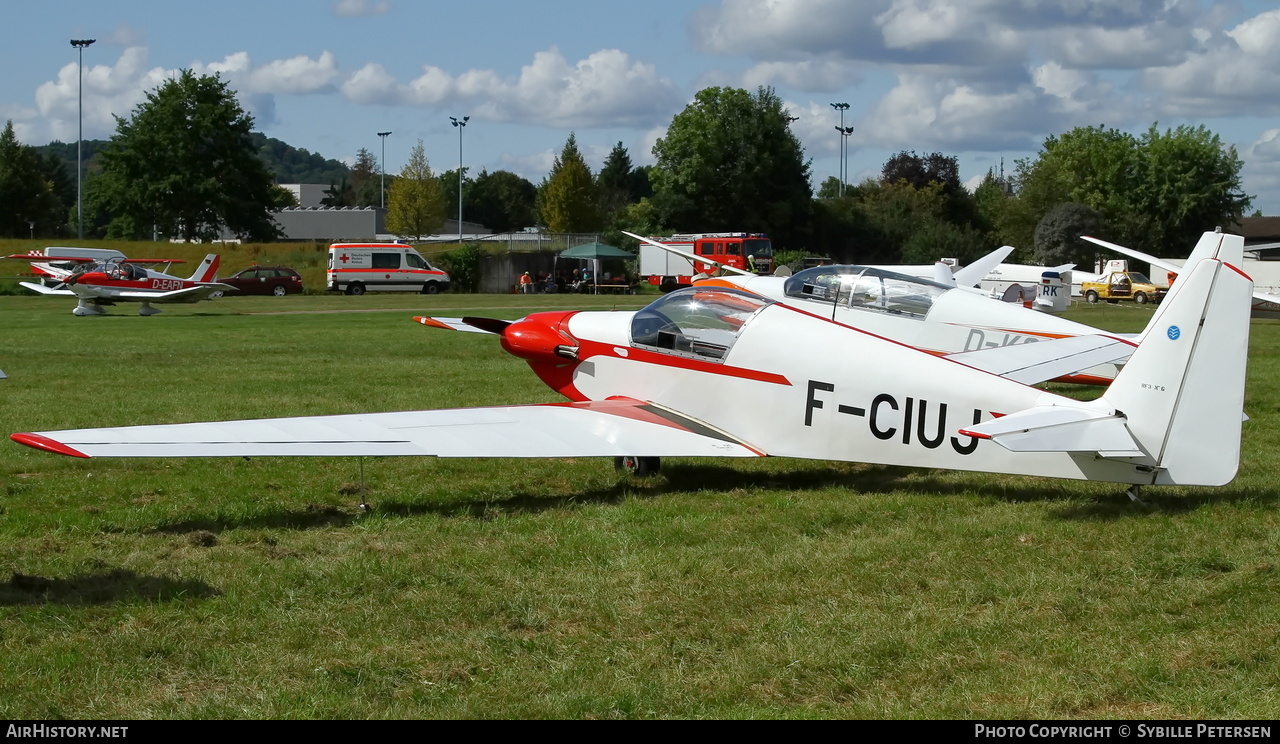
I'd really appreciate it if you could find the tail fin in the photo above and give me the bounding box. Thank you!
[1033,265,1072,313]
[188,254,220,283]
[1099,250,1252,486]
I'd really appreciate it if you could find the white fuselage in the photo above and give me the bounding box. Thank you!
[561,306,1150,484]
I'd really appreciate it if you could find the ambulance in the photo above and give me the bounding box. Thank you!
[327,243,451,295]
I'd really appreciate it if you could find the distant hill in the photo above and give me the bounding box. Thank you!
[34,134,350,186]
[251,132,350,185]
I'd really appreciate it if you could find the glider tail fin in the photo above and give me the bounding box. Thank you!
[1033,265,1072,313]
[188,254,220,283]
[1098,250,1252,486]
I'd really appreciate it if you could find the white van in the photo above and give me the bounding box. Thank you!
[326,243,451,295]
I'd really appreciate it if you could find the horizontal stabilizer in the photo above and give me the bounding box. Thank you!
[959,405,1141,456]
[945,334,1134,385]
[10,398,765,460]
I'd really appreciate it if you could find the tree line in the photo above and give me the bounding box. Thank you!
[0,70,1254,265]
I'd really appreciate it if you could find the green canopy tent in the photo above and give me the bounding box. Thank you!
[557,242,636,293]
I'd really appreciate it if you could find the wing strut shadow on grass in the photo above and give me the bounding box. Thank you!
[0,568,220,606]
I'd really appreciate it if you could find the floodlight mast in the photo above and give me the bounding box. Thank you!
[450,116,469,243]
[377,131,392,209]
[71,38,96,239]
[830,102,849,196]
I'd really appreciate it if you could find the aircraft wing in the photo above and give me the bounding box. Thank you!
[622,231,754,277]
[945,334,1135,385]
[18,281,74,296]
[1083,232,1280,308]
[11,398,766,460]
[951,245,1017,288]
[111,283,234,302]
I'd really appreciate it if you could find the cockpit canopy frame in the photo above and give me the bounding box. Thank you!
[631,286,774,362]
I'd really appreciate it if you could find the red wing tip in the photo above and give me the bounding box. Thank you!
[957,429,992,440]
[412,316,454,330]
[10,433,91,458]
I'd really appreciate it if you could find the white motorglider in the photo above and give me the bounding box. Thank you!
[11,237,1252,495]
[1081,232,1280,318]
[9,253,232,316]
[622,230,1244,386]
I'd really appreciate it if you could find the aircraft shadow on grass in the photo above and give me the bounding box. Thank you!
[0,567,220,606]
[119,460,1280,537]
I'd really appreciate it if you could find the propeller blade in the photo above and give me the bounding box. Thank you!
[461,317,513,334]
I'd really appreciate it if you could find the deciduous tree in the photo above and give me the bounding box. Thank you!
[89,70,290,242]
[468,169,536,234]
[385,139,445,239]
[650,86,812,246]
[0,120,63,237]
[1012,124,1250,254]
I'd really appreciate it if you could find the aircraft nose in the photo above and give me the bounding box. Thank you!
[500,311,579,362]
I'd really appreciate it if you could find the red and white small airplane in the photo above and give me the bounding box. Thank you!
[8,251,232,316]
[10,232,1252,496]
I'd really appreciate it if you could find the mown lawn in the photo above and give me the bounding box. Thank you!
[1,293,1278,719]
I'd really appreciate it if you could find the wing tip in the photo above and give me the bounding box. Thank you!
[412,316,454,330]
[10,432,91,458]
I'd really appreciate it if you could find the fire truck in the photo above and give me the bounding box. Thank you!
[640,233,774,292]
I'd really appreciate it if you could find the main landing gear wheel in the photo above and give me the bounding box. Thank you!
[614,456,661,477]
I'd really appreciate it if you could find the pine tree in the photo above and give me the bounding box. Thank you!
[539,133,600,232]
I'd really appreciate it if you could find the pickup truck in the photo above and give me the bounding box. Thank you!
[1080,271,1168,305]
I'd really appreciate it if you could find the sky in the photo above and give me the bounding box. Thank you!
[5,0,1280,219]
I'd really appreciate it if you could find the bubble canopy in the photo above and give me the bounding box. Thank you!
[631,287,774,361]
[783,265,951,317]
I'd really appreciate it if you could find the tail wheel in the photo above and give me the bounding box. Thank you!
[1084,290,1099,304]
[614,456,661,477]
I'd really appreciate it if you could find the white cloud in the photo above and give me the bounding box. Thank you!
[340,47,683,129]
[1139,9,1280,116]
[34,47,170,142]
[738,59,859,93]
[333,0,390,18]
[195,51,340,95]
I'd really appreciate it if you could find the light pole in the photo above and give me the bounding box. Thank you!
[450,115,468,243]
[376,131,391,209]
[829,102,849,197]
[838,126,855,195]
[71,38,95,239]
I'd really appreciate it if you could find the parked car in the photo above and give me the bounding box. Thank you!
[214,266,304,297]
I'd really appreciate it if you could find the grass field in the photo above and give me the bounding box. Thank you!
[2,290,1279,719]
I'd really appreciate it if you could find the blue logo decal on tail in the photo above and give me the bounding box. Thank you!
[1167,325,1181,340]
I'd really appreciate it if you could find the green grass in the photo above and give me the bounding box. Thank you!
[2,294,1280,719]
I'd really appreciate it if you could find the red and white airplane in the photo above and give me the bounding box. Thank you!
[9,251,231,316]
[10,233,1251,496]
